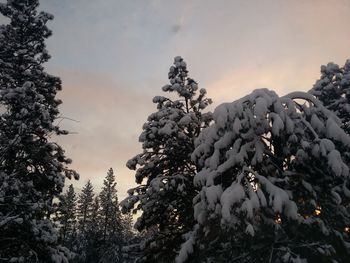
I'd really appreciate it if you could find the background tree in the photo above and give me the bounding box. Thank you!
[83,195,102,263]
[121,213,134,242]
[74,180,95,262]
[77,180,94,235]
[0,0,78,261]
[56,184,77,250]
[310,59,350,134]
[121,56,213,261]
[99,168,120,241]
[98,168,124,263]
[51,176,135,263]
[177,89,350,263]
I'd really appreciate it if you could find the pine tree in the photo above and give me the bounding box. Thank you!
[310,59,350,134]
[90,196,101,233]
[121,56,213,261]
[99,168,124,263]
[84,196,101,263]
[99,168,120,241]
[176,89,350,262]
[0,0,78,262]
[56,184,77,249]
[71,180,94,262]
[77,180,95,234]
[121,213,134,241]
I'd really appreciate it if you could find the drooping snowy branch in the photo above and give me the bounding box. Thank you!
[177,88,350,262]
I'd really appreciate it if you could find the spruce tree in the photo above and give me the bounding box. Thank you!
[121,213,134,241]
[56,184,77,249]
[73,180,94,262]
[84,196,101,263]
[310,59,350,134]
[122,56,212,261]
[90,196,101,234]
[177,89,350,262]
[99,168,120,241]
[99,168,124,263]
[0,0,78,262]
[77,180,95,234]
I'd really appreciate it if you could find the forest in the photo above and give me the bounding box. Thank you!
[1,0,350,263]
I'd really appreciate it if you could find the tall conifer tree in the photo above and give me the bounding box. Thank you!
[56,185,77,249]
[0,0,78,261]
[75,181,97,263]
[122,56,212,261]
[84,196,101,263]
[99,168,124,262]
[77,180,94,234]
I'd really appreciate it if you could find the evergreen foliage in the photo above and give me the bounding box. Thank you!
[0,0,78,261]
[98,168,124,263]
[53,171,134,263]
[83,195,102,263]
[1,2,349,261]
[310,60,350,134]
[176,89,350,263]
[74,180,95,262]
[56,185,77,250]
[77,180,94,235]
[122,56,213,261]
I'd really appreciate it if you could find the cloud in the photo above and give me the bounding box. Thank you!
[36,0,350,199]
[54,71,156,198]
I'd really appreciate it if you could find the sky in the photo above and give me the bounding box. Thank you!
[16,0,350,198]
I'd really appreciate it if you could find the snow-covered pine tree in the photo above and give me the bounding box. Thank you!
[121,56,213,261]
[177,89,350,263]
[56,185,77,249]
[99,168,124,263]
[0,0,78,262]
[310,59,350,134]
